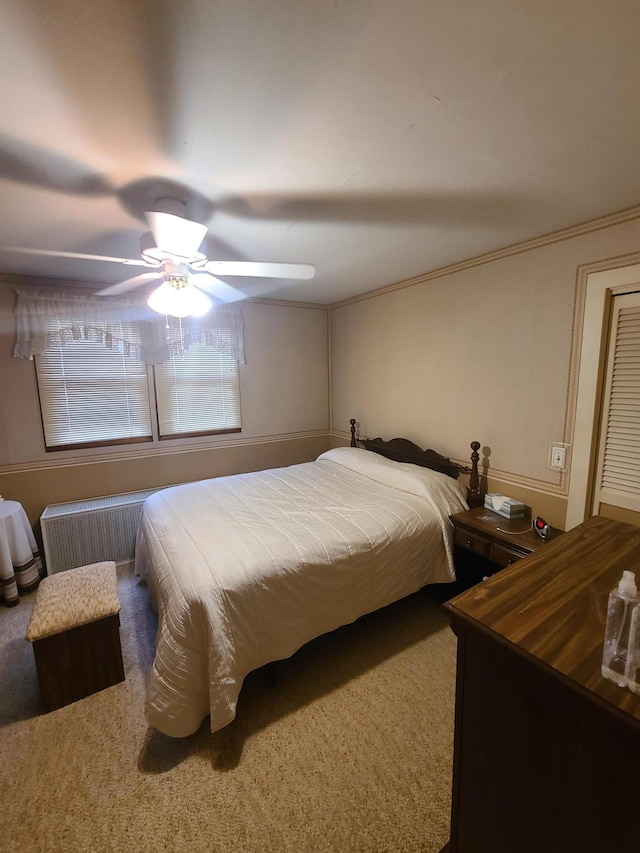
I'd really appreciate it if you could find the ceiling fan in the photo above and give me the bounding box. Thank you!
[6,199,316,317]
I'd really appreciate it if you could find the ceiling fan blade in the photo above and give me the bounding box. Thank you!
[190,272,247,303]
[0,246,151,266]
[96,272,162,296]
[145,211,207,259]
[203,261,315,280]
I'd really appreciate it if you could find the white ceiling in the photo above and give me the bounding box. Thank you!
[1,0,640,305]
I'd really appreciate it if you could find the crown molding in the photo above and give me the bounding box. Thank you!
[4,204,640,311]
[329,203,640,310]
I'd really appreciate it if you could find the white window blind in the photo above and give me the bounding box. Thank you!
[154,342,241,438]
[595,292,640,513]
[35,331,153,449]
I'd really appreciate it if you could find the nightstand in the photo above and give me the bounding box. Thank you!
[450,506,561,588]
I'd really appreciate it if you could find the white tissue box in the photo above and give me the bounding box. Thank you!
[484,493,525,519]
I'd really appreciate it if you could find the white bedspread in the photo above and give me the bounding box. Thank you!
[135,447,468,737]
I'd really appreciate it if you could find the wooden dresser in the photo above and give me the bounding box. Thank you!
[442,515,640,853]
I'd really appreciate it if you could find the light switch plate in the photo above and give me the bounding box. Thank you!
[549,443,569,470]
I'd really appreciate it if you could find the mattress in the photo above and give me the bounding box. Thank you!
[135,446,469,736]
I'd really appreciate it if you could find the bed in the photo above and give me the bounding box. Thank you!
[135,423,480,737]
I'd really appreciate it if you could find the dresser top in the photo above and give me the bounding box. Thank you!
[445,515,640,724]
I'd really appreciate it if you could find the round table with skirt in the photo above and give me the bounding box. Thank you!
[0,500,43,606]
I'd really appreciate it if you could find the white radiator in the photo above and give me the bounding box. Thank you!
[40,488,164,574]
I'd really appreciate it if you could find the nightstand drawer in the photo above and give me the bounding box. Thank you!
[454,527,491,558]
[490,542,527,569]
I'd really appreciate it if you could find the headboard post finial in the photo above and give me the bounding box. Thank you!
[469,441,481,506]
[350,419,357,448]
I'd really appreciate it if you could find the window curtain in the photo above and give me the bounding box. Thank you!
[13,290,245,365]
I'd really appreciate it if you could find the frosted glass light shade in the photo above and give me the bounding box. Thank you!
[147,281,212,317]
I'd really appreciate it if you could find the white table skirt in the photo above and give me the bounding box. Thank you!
[0,501,43,606]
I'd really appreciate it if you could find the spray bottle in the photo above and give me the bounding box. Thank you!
[601,570,638,687]
[625,592,640,694]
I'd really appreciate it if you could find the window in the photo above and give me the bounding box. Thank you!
[154,343,241,438]
[36,330,153,450]
[35,337,241,449]
[19,290,244,451]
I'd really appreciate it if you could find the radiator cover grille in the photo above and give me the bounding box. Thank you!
[40,488,163,573]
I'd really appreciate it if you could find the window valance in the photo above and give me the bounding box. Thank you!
[13,290,245,365]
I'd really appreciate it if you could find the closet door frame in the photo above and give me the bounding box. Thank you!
[591,292,640,515]
[567,260,640,529]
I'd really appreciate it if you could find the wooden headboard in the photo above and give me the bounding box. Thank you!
[349,418,481,506]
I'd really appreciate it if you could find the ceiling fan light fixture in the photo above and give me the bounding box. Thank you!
[147,276,212,318]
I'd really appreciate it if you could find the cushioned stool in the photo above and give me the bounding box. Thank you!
[26,561,125,711]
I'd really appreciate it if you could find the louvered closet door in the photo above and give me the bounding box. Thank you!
[593,292,640,515]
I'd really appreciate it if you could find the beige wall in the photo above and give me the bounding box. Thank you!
[0,282,330,522]
[4,210,640,533]
[330,214,640,531]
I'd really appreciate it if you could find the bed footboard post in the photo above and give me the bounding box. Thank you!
[350,419,357,447]
[468,441,481,507]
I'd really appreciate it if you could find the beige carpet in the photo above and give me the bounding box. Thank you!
[0,575,457,853]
